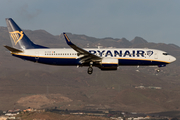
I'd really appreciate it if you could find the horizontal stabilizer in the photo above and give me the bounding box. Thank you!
[4,45,23,53]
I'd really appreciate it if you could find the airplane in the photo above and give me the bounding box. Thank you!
[4,18,176,74]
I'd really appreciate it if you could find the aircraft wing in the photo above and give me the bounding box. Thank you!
[63,33,101,63]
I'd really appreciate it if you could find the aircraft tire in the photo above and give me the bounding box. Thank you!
[156,69,160,73]
[87,67,93,74]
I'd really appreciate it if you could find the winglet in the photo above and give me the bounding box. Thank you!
[63,33,73,45]
[62,33,101,61]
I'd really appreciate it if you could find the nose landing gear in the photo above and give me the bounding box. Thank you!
[155,67,161,75]
[156,69,160,73]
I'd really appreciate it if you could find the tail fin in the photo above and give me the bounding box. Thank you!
[6,18,47,49]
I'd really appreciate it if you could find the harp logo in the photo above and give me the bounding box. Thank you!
[147,51,153,57]
[9,31,24,45]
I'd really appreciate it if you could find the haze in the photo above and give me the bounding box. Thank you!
[0,0,180,46]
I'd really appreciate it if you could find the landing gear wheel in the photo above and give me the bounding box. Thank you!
[156,69,160,73]
[87,67,93,75]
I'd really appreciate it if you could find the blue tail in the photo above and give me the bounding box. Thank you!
[6,18,48,50]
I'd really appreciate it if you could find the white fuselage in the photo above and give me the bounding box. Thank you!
[12,48,176,66]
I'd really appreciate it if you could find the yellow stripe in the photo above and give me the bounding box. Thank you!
[64,34,71,42]
[12,53,170,64]
[102,63,118,64]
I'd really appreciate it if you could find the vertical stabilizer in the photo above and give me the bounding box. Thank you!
[6,18,47,49]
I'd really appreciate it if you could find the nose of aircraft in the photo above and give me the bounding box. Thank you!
[170,55,176,63]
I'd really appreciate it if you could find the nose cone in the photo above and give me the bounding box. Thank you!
[170,55,176,63]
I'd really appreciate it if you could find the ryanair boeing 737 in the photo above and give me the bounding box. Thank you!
[4,18,176,74]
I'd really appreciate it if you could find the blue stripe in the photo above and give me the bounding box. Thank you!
[13,54,80,65]
[118,59,167,65]
[101,64,118,67]
[12,54,168,66]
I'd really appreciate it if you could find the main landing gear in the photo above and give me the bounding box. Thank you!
[87,66,93,74]
[87,62,93,75]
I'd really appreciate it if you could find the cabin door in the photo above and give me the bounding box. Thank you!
[35,51,39,61]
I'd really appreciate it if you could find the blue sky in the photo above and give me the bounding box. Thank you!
[0,0,180,46]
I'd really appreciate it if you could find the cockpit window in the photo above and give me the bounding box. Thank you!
[163,53,169,55]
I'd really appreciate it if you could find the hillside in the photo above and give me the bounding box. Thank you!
[0,26,180,113]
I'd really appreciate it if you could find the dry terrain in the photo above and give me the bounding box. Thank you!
[0,27,180,113]
[17,112,111,120]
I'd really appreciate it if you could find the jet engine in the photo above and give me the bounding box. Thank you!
[99,58,118,70]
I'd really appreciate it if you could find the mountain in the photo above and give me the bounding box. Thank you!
[131,36,148,45]
[0,26,180,114]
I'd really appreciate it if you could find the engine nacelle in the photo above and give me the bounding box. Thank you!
[99,58,118,70]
